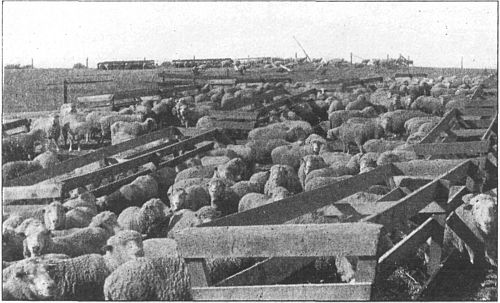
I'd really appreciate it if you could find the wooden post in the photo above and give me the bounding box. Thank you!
[31,58,34,69]
[86,58,88,68]
[350,53,353,65]
[63,79,68,104]
[387,54,389,60]
[461,57,463,73]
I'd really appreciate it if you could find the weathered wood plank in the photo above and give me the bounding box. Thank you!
[175,223,383,258]
[216,257,315,287]
[91,142,214,197]
[459,107,496,117]
[2,118,30,131]
[420,109,458,144]
[379,217,437,265]
[5,127,193,187]
[191,282,373,301]
[413,140,489,156]
[207,110,259,121]
[60,136,214,192]
[363,160,471,231]
[187,260,211,287]
[76,94,114,108]
[377,187,407,201]
[391,175,434,191]
[446,185,469,212]
[200,164,397,227]
[258,89,317,115]
[207,79,237,86]
[113,88,161,100]
[394,73,428,78]
[482,115,497,141]
[452,129,487,139]
[459,116,492,129]
[445,211,485,261]
[392,160,467,177]
[487,152,497,167]
[3,183,63,204]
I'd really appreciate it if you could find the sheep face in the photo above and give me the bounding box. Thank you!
[471,196,497,236]
[170,189,188,212]
[207,180,226,208]
[103,231,145,266]
[43,202,65,231]
[23,229,51,257]
[303,156,325,177]
[11,260,57,299]
[311,141,323,155]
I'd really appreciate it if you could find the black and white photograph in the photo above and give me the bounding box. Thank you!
[1,1,498,301]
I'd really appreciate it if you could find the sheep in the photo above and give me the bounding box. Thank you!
[62,191,98,214]
[327,99,345,113]
[328,108,377,129]
[169,185,210,212]
[248,121,313,142]
[327,118,385,154]
[231,181,261,199]
[320,152,352,167]
[345,95,372,111]
[249,171,270,193]
[404,116,442,135]
[444,194,497,267]
[152,99,178,128]
[362,139,406,153]
[271,144,314,170]
[298,155,328,188]
[110,118,157,145]
[2,160,43,182]
[376,150,418,166]
[410,96,444,115]
[98,114,143,144]
[215,157,248,183]
[246,139,290,163]
[97,174,159,215]
[32,150,60,169]
[406,131,428,144]
[2,257,58,300]
[264,164,302,195]
[30,114,61,151]
[23,211,120,258]
[44,201,97,231]
[60,112,93,151]
[304,162,354,186]
[207,178,241,216]
[14,230,144,300]
[117,198,169,236]
[2,129,47,163]
[379,110,431,135]
[174,165,215,183]
[103,256,191,300]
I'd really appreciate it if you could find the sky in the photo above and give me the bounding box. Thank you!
[2,2,498,69]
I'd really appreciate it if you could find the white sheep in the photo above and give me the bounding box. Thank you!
[362,139,406,153]
[60,112,92,151]
[379,110,431,135]
[215,157,247,183]
[117,198,169,236]
[32,150,60,169]
[174,165,215,183]
[264,164,302,195]
[98,114,143,144]
[207,178,241,216]
[103,256,191,300]
[2,257,58,300]
[169,185,210,212]
[327,118,384,153]
[110,117,157,145]
[298,155,328,189]
[248,171,270,193]
[230,181,261,199]
[248,121,313,142]
[246,139,290,164]
[404,116,442,135]
[23,211,120,258]
[271,144,314,170]
[376,150,418,166]
[410,96,444,115]
[30,114,61,151]
[44,201,96,231]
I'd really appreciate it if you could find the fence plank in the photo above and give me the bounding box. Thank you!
[459,108,496,117]
[452,129,487,139]
[482,115,498,141]
[207,110,259,121]
[420,109,458,144]
[459,116,492,129]
[5,127,192,187]
[176,223,382,258]
[2,118,30,131]
[200,164,397,227]
[392,160,467,177]
[206,79,237,86]
[363,160,471,231]
[191,282,373,301]
[60,135,215,192]
[445,211,485,260]
[3,183,63,204]
[379,217,437,265]
[413,141,489,156]
[90,142,214,197]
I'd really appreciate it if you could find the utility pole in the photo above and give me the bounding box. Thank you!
[31,58,34,69]
[350,53,353,65]
[86,58,88,68]
[461,56,463,72]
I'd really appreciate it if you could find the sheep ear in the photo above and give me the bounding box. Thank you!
[141,234,147,240]
[101,245,113,254]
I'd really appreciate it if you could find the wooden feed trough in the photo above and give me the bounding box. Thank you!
[171,157,491,300]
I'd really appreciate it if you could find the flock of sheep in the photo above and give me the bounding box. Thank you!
[2,70,497,300]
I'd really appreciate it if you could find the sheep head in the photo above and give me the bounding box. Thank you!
[471,194,497,236]
[43,202,66,231]
[207,179,226,207]
[8,258,57,299]
[102,230,145,271]
[170,188,188,212]
[22,228,52,258]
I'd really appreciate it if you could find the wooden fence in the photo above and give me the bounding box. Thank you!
[172,158,490,300]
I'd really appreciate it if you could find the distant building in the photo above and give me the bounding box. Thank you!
[97,60,156,70]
